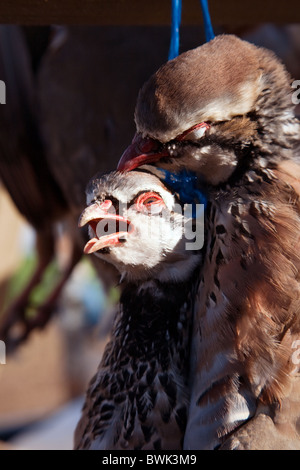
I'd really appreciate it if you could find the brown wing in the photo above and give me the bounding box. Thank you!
[184,160,300,450]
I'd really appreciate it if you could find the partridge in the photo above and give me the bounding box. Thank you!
[75,168,201,449]
[118,35,300,449]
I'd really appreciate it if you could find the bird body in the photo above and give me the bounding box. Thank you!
[118,35,300,449]
[75,170,201,449]
[185,162,300,449]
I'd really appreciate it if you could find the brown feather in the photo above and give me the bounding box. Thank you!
[184,162,300,449]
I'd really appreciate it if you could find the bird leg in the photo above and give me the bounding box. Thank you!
[29,241,82,332]
[0,227,82,353]
[0,228,55,351]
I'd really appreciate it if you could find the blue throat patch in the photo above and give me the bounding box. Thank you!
[157,168,207,209]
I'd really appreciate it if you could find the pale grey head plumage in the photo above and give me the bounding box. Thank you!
[79,169,201,283]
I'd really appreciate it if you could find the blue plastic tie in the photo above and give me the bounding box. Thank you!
[168,0,182,60]
[199,0,215,42]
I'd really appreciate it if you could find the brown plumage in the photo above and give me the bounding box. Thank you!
[185,163,300,449]
[118,35,300,449]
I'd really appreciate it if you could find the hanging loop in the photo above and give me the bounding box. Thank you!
[199,0,215,42]
[168,0,182,60]
[168,0,215,61]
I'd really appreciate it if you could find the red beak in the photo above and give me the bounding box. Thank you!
[78,200,132,254]
[117,133,169,171]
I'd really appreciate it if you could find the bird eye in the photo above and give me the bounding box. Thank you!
[136,192,165,213]
[143,196,160,205]
[176,122,210,142]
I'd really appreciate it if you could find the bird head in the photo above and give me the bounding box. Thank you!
[79,170,202,283]
[118,35,296,185]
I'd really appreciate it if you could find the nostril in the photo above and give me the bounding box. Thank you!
[99,199,113,211]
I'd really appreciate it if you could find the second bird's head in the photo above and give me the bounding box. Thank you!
[79,169,202,283]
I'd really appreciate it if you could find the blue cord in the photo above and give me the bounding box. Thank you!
[199,0,215,42]
[168,0,182,60]
[168,0,214,61]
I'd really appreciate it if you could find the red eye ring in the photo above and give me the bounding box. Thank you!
[136,191,165,211]
[176,122,210,141]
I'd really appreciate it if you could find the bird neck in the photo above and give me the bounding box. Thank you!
[76,273,199,450]
[104,278,197,372]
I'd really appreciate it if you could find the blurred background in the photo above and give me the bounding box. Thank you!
[0,1,299,451]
